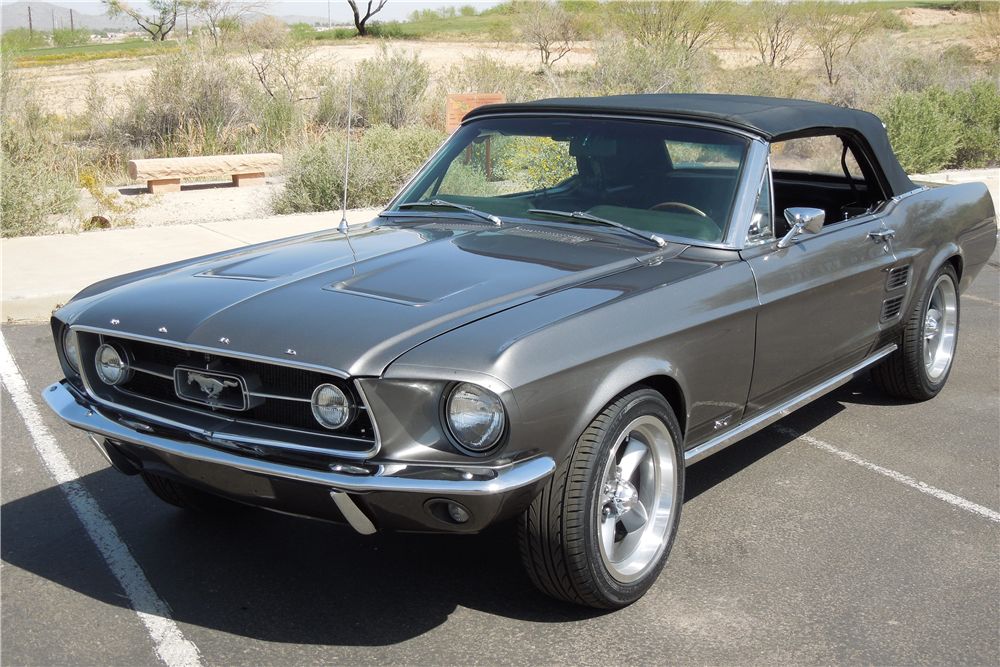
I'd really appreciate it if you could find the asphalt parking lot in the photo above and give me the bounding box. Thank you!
[2,247,998,666]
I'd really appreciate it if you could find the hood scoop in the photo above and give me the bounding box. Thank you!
[323,256,488,307]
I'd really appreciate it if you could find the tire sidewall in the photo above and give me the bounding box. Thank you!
[913,265,960,397]
[579,390,684,606]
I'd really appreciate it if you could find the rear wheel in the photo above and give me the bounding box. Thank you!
[872,264,960,400]
[140,472,243,513]
[518,387,684,608]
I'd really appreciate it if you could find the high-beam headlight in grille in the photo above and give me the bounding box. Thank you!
[445,382,505,454]
[94,343,132,386]
[62,327,80,374]
[311,383,353,430]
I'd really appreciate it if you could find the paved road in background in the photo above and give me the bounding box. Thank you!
[2,245,998,665]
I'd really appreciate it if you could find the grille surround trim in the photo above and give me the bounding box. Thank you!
[71,326,380,459]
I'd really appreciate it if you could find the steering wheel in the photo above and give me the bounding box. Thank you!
[649,202,708,217]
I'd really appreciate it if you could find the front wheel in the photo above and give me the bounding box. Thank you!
[518,387,684,608]
[872,264,960,400]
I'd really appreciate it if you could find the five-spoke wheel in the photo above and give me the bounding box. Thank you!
[518,387,683,608]
[872,263,960,400]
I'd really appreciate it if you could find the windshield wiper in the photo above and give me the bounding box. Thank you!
[394,199,502,226]
[529,209,665,248]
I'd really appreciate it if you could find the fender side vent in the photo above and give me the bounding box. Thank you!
[886,266,909,291]
[881,296,904,322]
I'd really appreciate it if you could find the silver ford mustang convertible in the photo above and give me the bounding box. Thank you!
[44,95,997,608]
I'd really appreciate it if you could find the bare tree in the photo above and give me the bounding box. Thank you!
[802,1,883,85]
[609,1,723,55]
[507,1,580,67]
[740,1,805,68]
[347,0,387,37]
[192,0,268,46]
[103,0,182,41]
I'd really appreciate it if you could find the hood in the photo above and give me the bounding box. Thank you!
[62,220,666,376]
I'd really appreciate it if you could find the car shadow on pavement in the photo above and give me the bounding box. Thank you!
[1,468,605,647]
[2,380,885,646]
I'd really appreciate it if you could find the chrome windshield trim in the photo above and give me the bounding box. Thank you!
[43,381,551,495]
[685,344,898,465]
[727,139,771,249]
[70,326,351,379]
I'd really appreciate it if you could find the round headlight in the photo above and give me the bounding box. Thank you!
[446,382,505,454]
[62,328,80,374]
[311,383,353,430]
[94,343,131,386]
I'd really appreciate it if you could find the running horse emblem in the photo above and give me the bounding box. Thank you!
[187,371,240,399]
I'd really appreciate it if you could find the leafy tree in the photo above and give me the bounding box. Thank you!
[103,0,182,41]
[191,0,268,46]
[738,1,804,68]
[802,1,883,85]
[504,1,581,67]
[347,0,388,37]
[609,1,722,54]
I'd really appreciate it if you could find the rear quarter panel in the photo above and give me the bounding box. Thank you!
[886,182,997,315]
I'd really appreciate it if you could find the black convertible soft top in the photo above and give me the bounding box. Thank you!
[464,94,916,197]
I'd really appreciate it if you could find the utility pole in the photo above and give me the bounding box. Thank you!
[185,7,189,37]
[70,9,74,32]
[27,5,33,34]
[328,0,331,30]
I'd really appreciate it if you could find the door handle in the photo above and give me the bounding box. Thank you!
[868,229,895,242]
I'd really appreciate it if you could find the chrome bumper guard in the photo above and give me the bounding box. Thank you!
[42,381,556,497]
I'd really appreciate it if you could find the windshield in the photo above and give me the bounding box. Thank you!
[389,116,750,244]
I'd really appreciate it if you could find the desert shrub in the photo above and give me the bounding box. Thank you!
[0,27,49,51]
[352,46,430,128]
[52,27,91,47]
[367,21,405,38]
[443,52,536,103]
[585,37,710,96]
[1,126,78,237]
[113,47,246,153]
[942,81,1000,168]
[712,64,814,100]
[881,88,960,174]
[491,135,575,190]
[275,125,447,212]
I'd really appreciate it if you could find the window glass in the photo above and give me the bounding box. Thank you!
[746,170,773,245]
[393,117,751,244]
[771,136,861,176]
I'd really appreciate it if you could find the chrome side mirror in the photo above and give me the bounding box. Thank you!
[777,207,825,248]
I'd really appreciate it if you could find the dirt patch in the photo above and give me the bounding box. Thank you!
[896,7,972,28]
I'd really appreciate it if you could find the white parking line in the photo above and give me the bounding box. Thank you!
[776,426,1000,525]
[0,334,203,667]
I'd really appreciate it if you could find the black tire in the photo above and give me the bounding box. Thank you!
[872,264,960,401]
[140,472,243,513]
[517,387,684,609]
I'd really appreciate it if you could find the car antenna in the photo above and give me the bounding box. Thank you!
[339,74,358,262]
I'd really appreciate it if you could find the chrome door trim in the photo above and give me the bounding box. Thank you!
[684,343,897,465]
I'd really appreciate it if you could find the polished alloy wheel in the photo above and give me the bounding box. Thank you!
[597,415,678,583]
[922,273,958,382]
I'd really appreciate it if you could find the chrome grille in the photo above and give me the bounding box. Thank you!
[77,332,375,444]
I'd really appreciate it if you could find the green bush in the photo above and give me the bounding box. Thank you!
[946,80,1000,168]
[584,37,710,96]
[353,46,431,128]
[0,27,49,51]
[882,88,960,174]
[52,27,90,47]
[1,126,78,237]
[275,125,447,212]
[443,52,537,103]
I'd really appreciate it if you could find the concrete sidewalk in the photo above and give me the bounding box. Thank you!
[1,209,380,322]
[2,168,997,323]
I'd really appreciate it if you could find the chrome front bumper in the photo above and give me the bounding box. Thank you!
[42,381,555,530]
